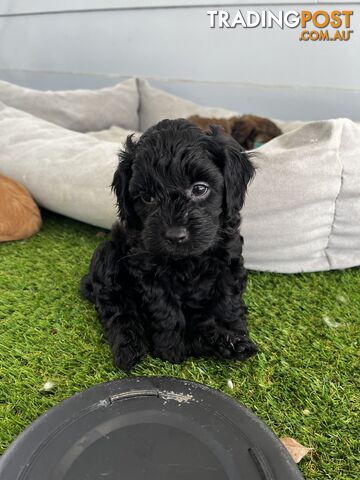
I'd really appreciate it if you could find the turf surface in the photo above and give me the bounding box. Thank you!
[0,210,359,479]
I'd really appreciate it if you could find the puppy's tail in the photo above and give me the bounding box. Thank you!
[80,274,96,304]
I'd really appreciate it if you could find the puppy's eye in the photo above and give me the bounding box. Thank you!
[191,183,210,199]
[141,194,156,205]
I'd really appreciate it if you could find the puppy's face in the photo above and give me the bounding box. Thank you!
[130,138,223,257]
[113,119,254,257]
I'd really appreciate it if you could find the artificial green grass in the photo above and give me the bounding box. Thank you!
[0,210,359,479]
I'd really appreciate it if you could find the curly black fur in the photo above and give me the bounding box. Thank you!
[81,119,257,371]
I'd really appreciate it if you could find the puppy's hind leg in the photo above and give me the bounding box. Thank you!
[80,274,96,303]
[80,240,113,304]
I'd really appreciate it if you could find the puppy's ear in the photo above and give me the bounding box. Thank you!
[112,134,140,228]
[209,126,255,221]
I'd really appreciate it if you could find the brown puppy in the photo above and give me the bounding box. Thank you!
[188,114,282,150]
[0,174,41,242]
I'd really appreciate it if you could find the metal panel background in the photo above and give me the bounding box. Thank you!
[0,1,359,120]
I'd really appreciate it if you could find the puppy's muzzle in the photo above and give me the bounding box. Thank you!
[165,227,189,244]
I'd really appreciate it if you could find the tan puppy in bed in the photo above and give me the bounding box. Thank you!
[188,114,282,150]
[0,174,41,242]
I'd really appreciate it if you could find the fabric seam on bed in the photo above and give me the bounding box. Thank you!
[323,119,345,269]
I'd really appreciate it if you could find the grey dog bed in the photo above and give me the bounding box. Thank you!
[0,78,359,273]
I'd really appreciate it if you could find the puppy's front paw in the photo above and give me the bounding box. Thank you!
[152,347,187,365]
[230,335,258,360]
[113,342,147,372]
[216,334,258,360]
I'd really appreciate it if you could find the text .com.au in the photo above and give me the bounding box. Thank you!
[207,10,354,42]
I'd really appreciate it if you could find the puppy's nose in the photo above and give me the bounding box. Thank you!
[165,227,189,243]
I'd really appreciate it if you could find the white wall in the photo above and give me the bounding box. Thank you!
[0,1,359,120]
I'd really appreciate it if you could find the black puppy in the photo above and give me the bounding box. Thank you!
[81,119,257,371]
